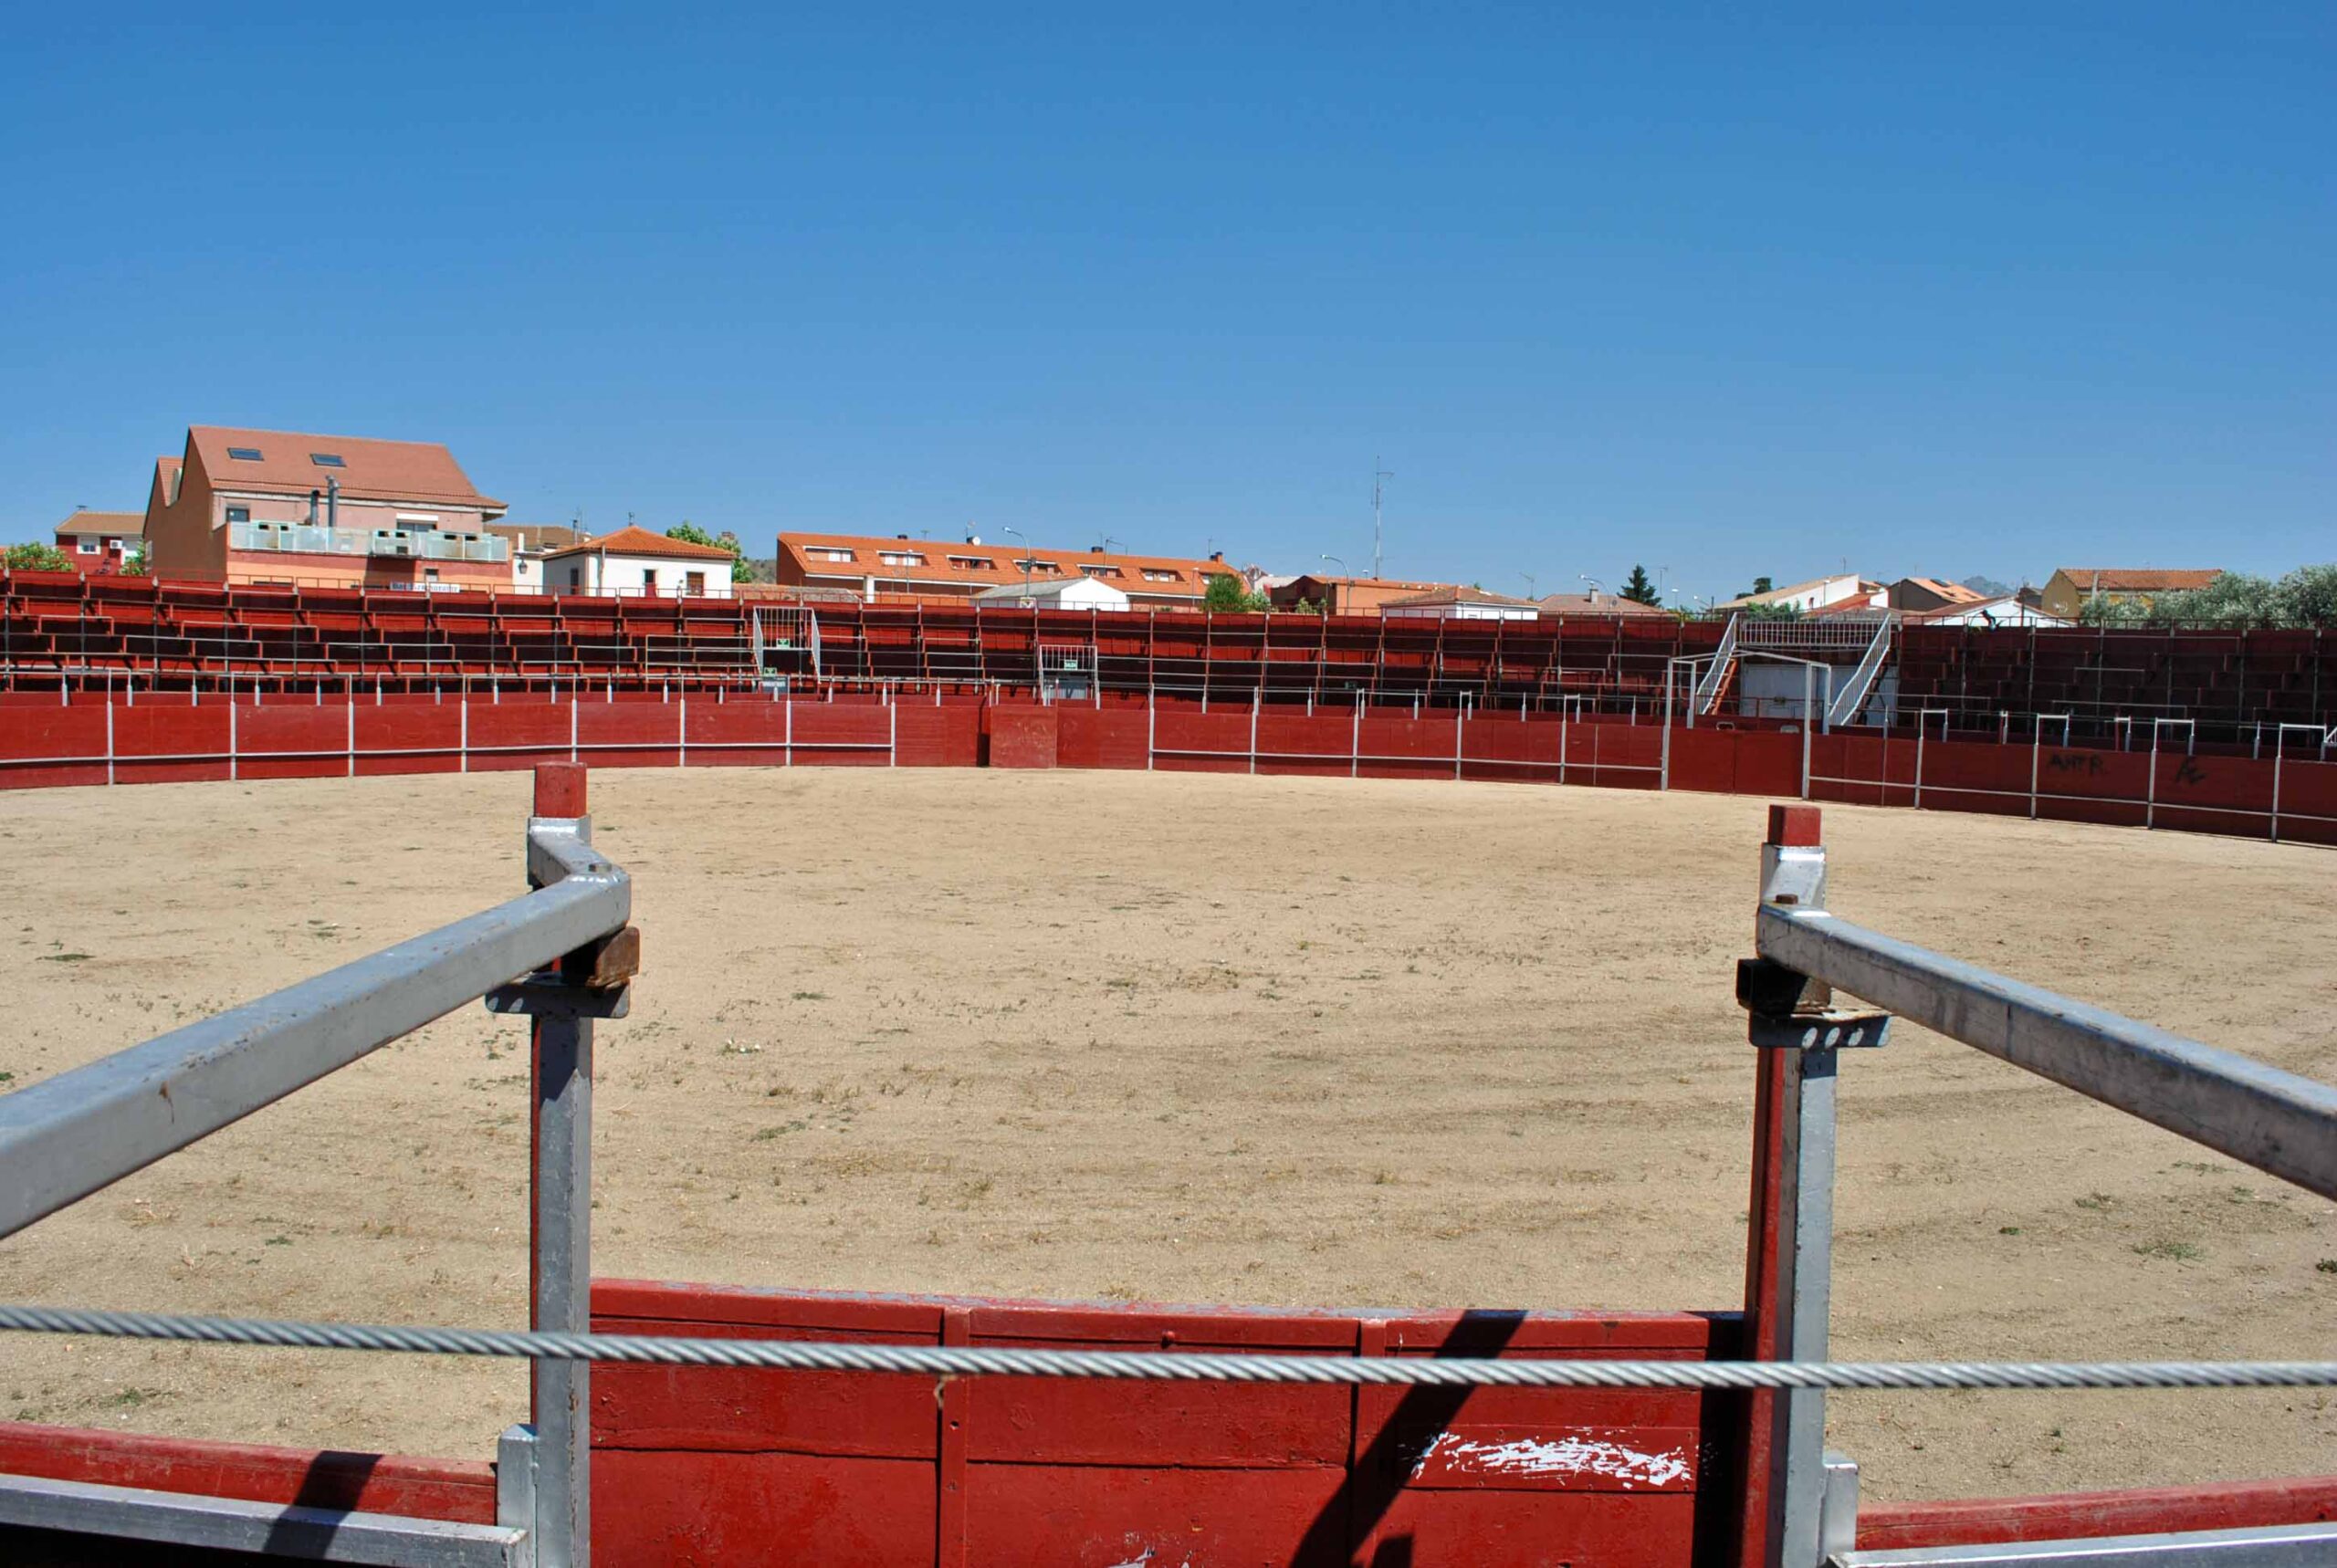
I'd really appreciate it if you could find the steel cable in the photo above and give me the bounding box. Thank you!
[2,1304,2332,1392]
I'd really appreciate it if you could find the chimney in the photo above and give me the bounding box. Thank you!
[1210,550,1223,562]
[897,532,908,540]
[1089,545,1104,554]
[326,475,339,531]
[308,489,320,527]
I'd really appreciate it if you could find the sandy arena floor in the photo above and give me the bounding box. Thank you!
[0,767,2332,1502]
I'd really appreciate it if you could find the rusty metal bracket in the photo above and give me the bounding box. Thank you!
[1737,957,1891,1051]
[487,925,642,1020]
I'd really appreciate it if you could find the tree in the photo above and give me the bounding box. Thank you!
[5,542,73,572]
[119,546,151,578]
[1202,573,1267,612]
[1739,601,1805,622]
[666,522,752,582]
[2077,592,2148,627]
[2277,563,2337,627]
[1620,565,1661,605]
[2148,572,2277,626]
[1728,575,1777,601]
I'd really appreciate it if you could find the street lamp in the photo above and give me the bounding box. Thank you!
[1580,575,1604,601]
[1320,554,1347,615]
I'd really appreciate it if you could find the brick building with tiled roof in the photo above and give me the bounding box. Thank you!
[143,425,511,591]
[774,531,1236,610]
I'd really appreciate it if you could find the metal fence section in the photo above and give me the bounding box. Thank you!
[1734,803,2337,1568]
[0,764,637,1568]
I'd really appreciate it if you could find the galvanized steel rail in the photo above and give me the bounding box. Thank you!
[0,811,628,1241]
[1754,904,2337,1201]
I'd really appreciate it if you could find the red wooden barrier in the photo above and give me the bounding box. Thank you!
[0,696,2328,857]
[0,1421,496,1525]
[586,1281,1736,1567]
[988,706,1059,768]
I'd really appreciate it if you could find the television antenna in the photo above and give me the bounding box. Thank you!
[1371,456,1394,579]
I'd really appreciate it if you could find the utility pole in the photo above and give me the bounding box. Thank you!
[1371,456,1393,580]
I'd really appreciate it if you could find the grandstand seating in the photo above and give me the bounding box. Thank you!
[4,571,2329,737]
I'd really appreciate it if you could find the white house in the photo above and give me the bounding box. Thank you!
[540,525,738,599]
[1378,585,1542,622]
[1721,575,1884,615]
[971,576,1132,612]
[1910,596,2071,629]
[487,523,585,593]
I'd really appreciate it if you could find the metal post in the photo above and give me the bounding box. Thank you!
[1661,663,1673,790]
[2029,717,2042,821]
[1801,665,1813,800]
[1738,805,1883,1568]
[528,764,592,1568]
[1912,715,1923,809]
[2271,739,2283,844]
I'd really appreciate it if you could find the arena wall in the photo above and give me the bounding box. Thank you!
[2,693,2331,847]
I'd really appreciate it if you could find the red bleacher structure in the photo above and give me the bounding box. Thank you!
[5,571,2331,743]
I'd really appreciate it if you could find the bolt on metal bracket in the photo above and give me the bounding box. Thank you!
[1737,957,1892,1051]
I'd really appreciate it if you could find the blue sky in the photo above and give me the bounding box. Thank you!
[2,5,2328,601]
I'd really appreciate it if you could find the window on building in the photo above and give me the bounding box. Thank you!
[809,547,855,562]
[225,446,262,461]
[568,566,582,589]
[310,453,346,468]
[878,550,926,567]
[225,507,250,525]
[948,555,996,570]
[1082,564,1124,578]
[1141,569,1179,582]
[686,570,707,595]
[76,539,98,553]
[1013,559,1062,575]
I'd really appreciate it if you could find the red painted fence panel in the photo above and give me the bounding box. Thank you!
[581,1281,1734,1568]
[234,705,350,781]
[1056,706,1148,770]
[354,703,463,777]
[0,706,108,789]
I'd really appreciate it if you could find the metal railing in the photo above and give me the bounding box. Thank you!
[228,522,510,564]
[1738,806,2337,1566]
[0,765,636,1566]
[1826,620,1894,727]
[2,788,2335,1566]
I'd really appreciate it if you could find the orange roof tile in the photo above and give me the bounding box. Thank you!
[189,425,504,511]
[56,509,144,537]
[2054,568,2224,592]
[544,525,739,561]
[779,532,1233,598]
[1380,584,1541,610]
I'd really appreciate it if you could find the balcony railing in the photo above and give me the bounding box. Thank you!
[228,522,508,564]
